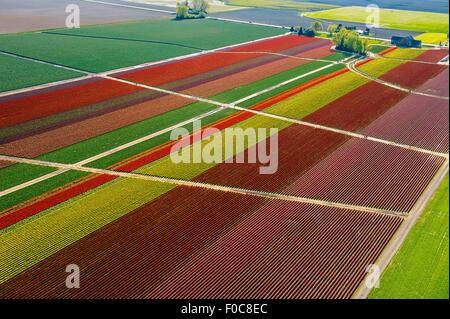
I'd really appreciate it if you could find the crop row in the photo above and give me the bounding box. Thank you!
[263,47,425,120]
[0,38,335,159]
[412,48,449,63]
[0,187,402,299]
[0,19,285,73]
[0,78,141,130]
[0,56,346,212]
[420,68,449,96]
[380,59,447,91]
[149,200,403,299]
[362,94,449,153]
[117,35,325,86]
[0,54,82,93]
[0,48,426,222]
[156,40,333,94]
[0,63,356,229]
[0,48,443,296]
[304,81,408,132]
[285,138,445,212]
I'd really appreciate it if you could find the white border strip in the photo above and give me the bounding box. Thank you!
[0,154,408,217]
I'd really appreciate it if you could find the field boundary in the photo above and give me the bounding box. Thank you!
[0,32,291,97]
[0,51,352,203]
[353,159,449,299]
[0,107,225,198]
[80,0,174,14]
[101,72,449,159]
[0,53,351,200]
[0,154,408,218]
[348,58,449,100]
[2,48,447,160]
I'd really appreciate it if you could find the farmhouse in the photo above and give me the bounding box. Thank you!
[391,35,422,48]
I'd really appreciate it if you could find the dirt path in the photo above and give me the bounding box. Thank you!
[347,59,449,100]
[0,154,408,217]
[353,159,449,298]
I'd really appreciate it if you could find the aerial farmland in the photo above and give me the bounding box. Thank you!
[0,0,448,305]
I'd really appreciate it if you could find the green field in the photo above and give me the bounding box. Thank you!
[0,19,284,73]
[368,44,391,53]
[227,0,337,11]
[0,54,82,93]
[370,175,449,299]
[415,33,449,45]
[305,7,449,33]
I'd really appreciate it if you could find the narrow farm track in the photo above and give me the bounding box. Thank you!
[420,67,449,97]
[0,34,448,300]
[283,138,446,212]
[100,72,449,158]
[0,32,292,98]
[350,49,449,100]
[373,48,449,64]
[0,38,336,157]
[348,59,449,100]
[191,125,445,212]
[115,35,326,86]
[0,78,142,129]
[0,46,444,229]
[354,159,449,299]
[0,154,405,217]
[0,184,403,299]
[362,93,449,153]
[0,107,225,198]
[148,202,402,299]
[0,63,355,228]
[8,38,440,156]
[303,81,409,132]
[0,47,347,202]
[213,50,346,65]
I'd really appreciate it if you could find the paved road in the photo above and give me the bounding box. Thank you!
[211,8,422,39]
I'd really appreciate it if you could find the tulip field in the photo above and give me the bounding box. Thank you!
[0,17,448,299]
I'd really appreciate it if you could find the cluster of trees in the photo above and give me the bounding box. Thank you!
[332,28,369,55]
[290,21,323,37]
[291,19,368,54]
[176,0,209,20]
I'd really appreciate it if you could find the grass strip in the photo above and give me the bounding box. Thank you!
[0,54,82,93]
[370,175,449,299]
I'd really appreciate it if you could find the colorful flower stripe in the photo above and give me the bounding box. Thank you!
[0,41,333,159]
[0,79,142,129]
[0,48,413,230]
[0,64,351,230]
[284,138,445,212]
[362,88,449,153]
[0,188,403,299]
[116,35,324,86]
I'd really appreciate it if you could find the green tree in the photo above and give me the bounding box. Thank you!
[192,0,209,14]
[176,1,189,20]
[327,23,337,36]
[310,21,323,32]
[332,28,368,55]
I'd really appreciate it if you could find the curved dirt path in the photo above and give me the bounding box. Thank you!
[347,59,449,100]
